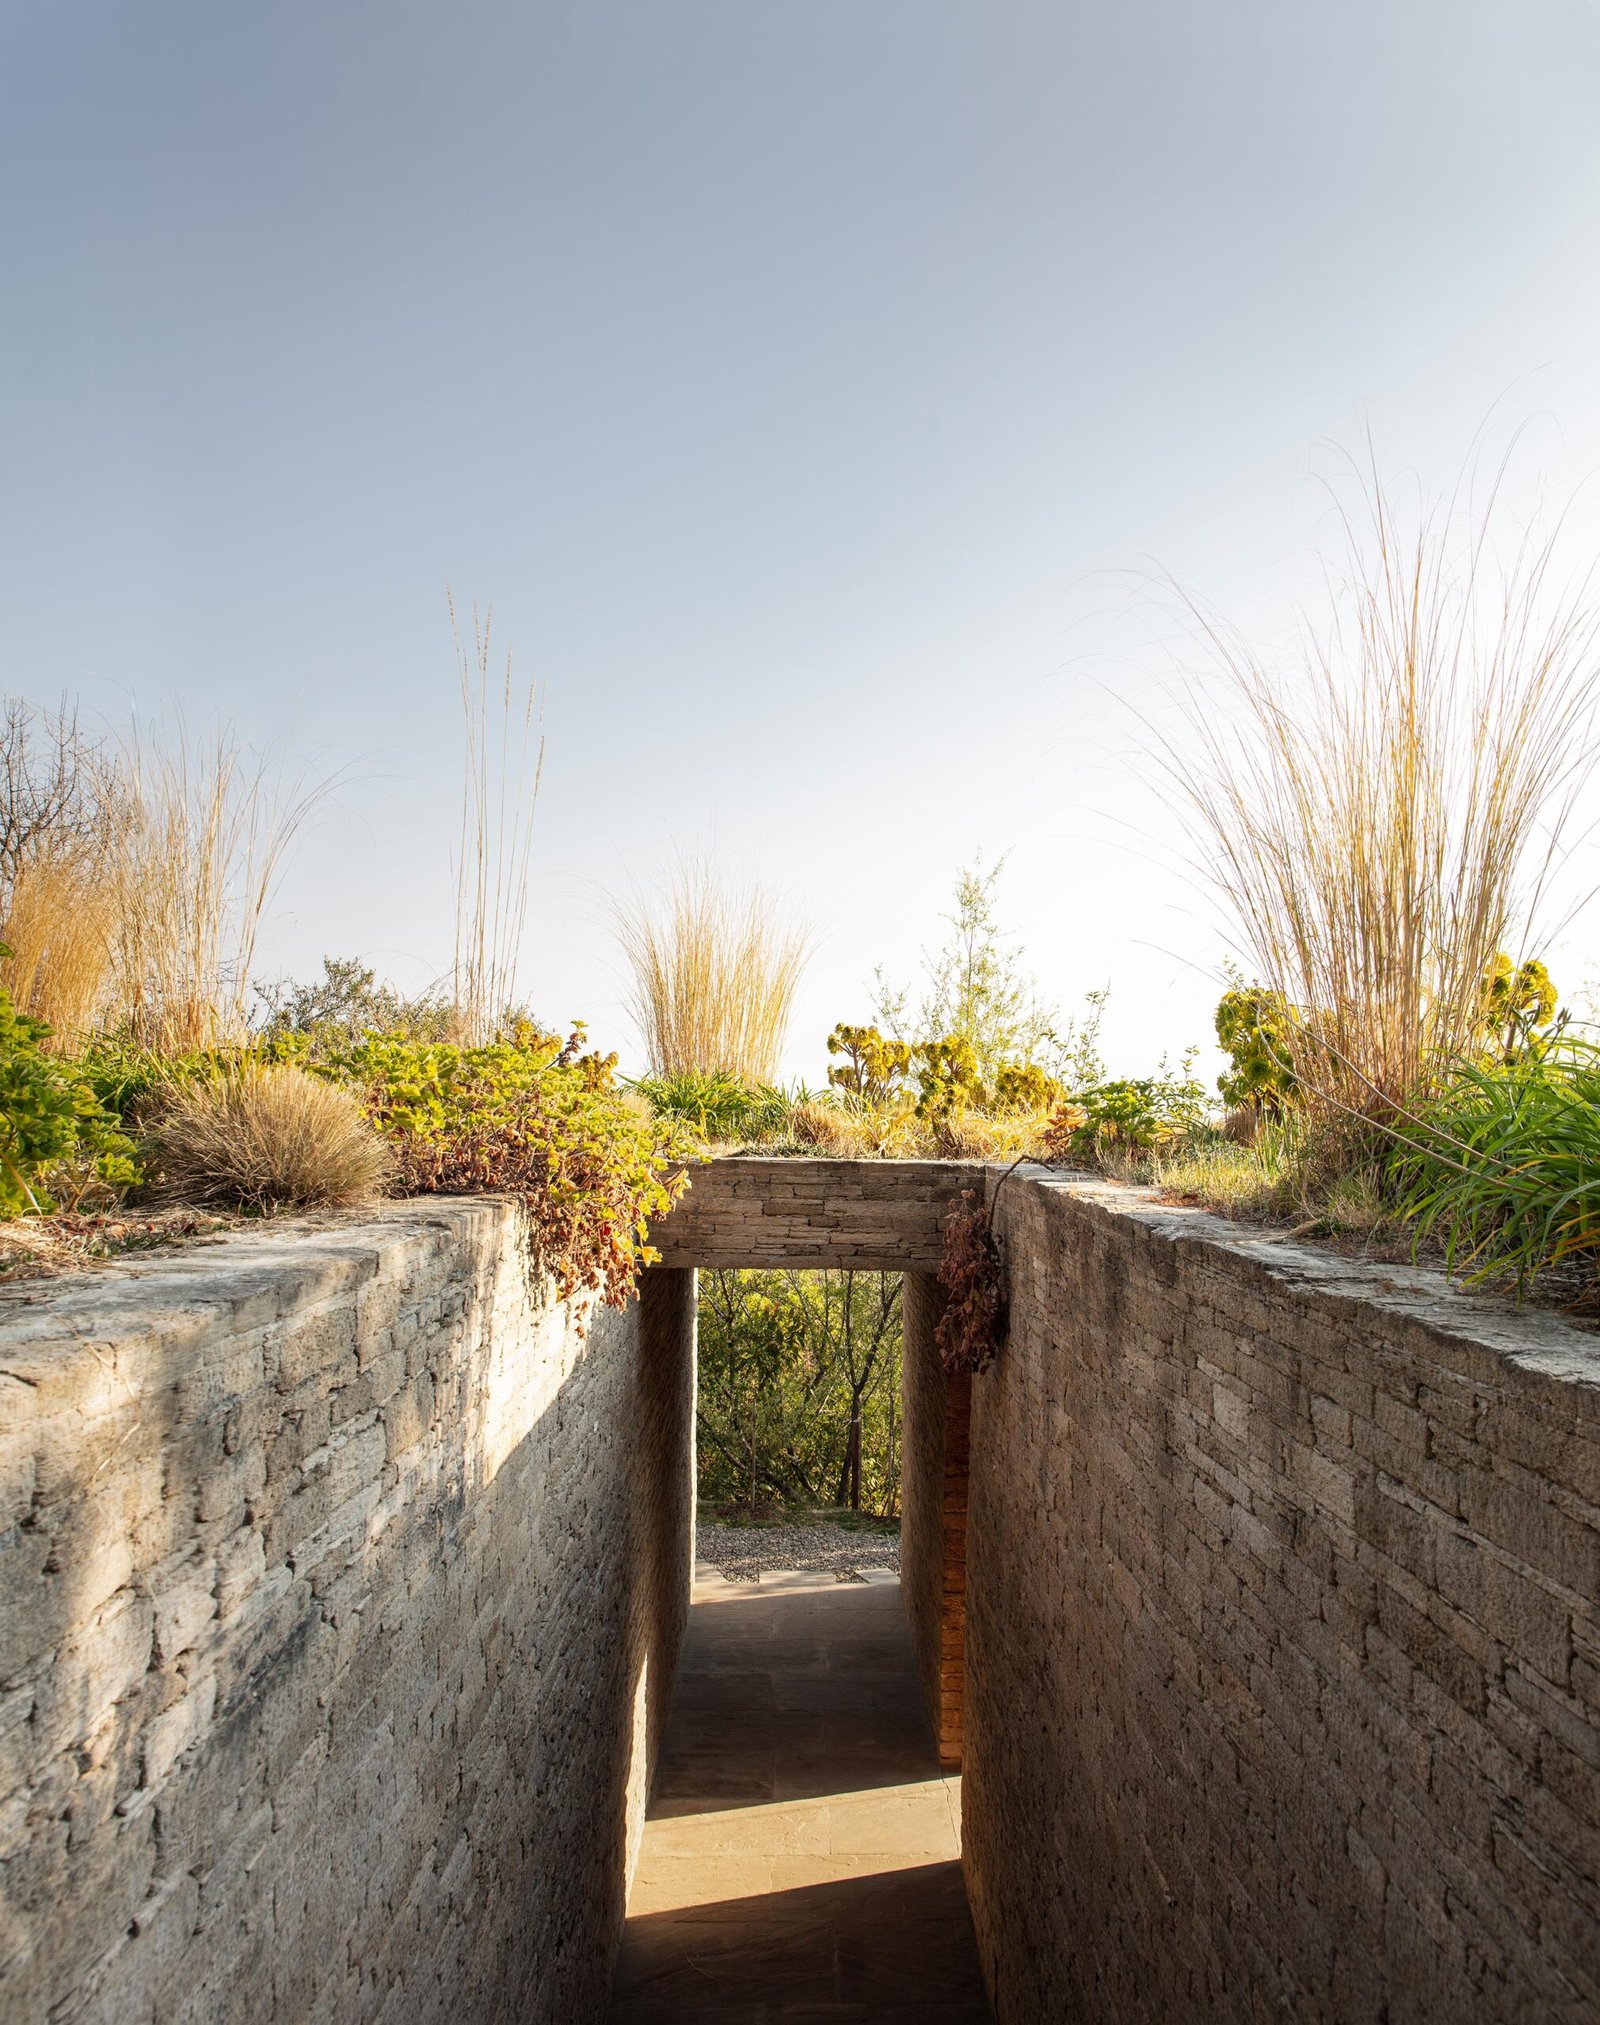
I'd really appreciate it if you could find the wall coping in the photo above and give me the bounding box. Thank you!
[0,1198,521,1382]
[1001,1165,1600,1407]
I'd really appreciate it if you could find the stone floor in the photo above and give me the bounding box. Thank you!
[607,1569,992,2024]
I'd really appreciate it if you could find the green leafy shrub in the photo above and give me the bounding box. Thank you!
[1215,984,1299,1115]
[1392,1039,1600,1293]
[0,958,138,1216]
[323,1026,700,1305]
[633,1067,794,1144]
[1051,1059,1210,1158]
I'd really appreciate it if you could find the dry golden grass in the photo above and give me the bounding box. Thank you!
[614,858,810,1083]
[0,842,117,1045]
[451,595,543,1044]
[780,1097,1055,1161]
[111,727,324,1051]
[787,1099,858,1154]
[0,1206,236,1283]
[144,1064,390,1212]
[1161,452,1600,1152]
[0,702,325,1051]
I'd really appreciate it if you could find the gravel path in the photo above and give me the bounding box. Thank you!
[697,1520,901,1584]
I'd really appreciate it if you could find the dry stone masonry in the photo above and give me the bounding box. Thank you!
[901,1268,969,1770]
[968,1170,1600,2024]
[651,1156,978,1271]
[5,1155,1599,2024]
[0,1204,695,2022]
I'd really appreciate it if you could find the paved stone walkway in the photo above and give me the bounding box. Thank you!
[608,1569,991,2024]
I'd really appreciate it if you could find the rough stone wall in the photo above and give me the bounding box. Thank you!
[901,1271,967,1769]
[652,1157,982,1272]
[968,1171,1600,2025]
[0,1204,696,2024]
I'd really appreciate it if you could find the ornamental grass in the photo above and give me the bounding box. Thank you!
[144,1062,391,1213]
[612,856,810,1085]
[1160,453,1600,1167]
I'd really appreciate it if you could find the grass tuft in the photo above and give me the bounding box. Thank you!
[613,857,809,1084]
[144,1063,391,1212]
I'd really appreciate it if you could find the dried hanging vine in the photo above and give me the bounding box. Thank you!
[933,1187,1007,1375]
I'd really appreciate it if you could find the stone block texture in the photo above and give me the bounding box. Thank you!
[0,1203,696,2023]
[901,1270,968,1769]
[652,1157,983,1272]
[968,1171,1600,2024]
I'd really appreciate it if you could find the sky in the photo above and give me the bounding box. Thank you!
[5,2,1600,1081]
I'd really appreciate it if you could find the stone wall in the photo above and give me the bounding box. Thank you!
[967,1170,1600,2025]
[900,1270,967,1770]
[652,1157,981,1272]
[0,1204,696,2023]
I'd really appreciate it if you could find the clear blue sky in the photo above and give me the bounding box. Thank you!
[6,3,1600,1077]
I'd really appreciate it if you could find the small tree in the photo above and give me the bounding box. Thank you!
[874,856,1055,1080]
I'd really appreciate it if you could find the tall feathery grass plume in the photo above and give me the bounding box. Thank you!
[0,698,119,1044]
[450,594,544,1046]
[612,857,811,1084]
[1154,445,1600,1163]
[110,722,328,1051]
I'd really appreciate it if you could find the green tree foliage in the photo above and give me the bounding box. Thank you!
[874,856,1056,1081]
[256,954,462,1042]
[697,1269,903,1515]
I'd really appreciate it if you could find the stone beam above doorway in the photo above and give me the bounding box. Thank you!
[650,1156,985,1272]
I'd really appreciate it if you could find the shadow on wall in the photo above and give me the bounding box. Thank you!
[0,1210,697,2024]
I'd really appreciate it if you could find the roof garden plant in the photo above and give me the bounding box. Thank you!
[1154,450,1600,1229]
[0,949,138,1217]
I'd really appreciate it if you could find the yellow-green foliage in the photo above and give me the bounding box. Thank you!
[825,1024,913,1107]
[1215,985,1298,1115]
[316,1026,701,1304]
[1479,954,1561,1064]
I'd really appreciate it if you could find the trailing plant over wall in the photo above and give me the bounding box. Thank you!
[63,1014,700,1304]
[310,1025,701,1306]
[934,1188,1007,1375]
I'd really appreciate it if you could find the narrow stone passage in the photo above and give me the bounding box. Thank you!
[607,1568,991,2024]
